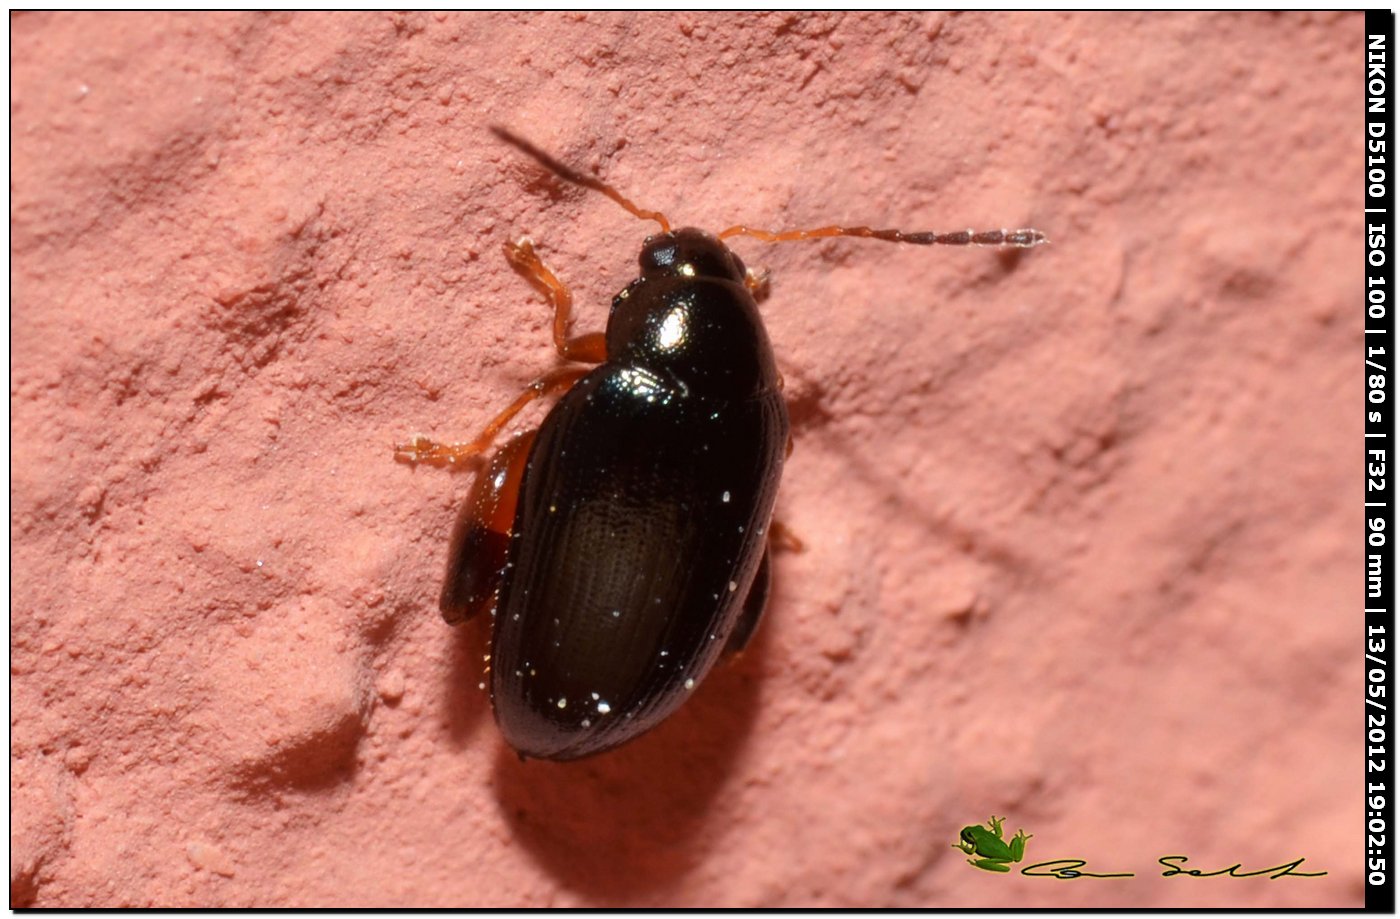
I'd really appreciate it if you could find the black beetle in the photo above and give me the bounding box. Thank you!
[397,128,1045,760]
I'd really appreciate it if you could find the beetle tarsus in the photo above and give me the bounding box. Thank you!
[393,434,488,466]
[744,268,772,303]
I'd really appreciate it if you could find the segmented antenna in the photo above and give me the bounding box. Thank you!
[490,127,1047,249]
[717,225,1047,248]
[490,126,672,234]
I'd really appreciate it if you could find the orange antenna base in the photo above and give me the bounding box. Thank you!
[491,126,671,234]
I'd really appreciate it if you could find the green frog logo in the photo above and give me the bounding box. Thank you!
[953,815,1032,873]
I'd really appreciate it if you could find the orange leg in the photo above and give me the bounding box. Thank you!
[769,519,805,554]
[440,430,537,624]
[744,267,771,304]
[397,238,607,465]
[503,238,608,364]
[395,365,590,465]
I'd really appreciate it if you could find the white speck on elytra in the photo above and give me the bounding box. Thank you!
[684,678,695,690]
[597,701,611,714]
[591,692,600,700]
[611,610,620,618]
[728,581,737,592]
[582,718,591,727]
[557,698,567,709]
[722,490,731,503]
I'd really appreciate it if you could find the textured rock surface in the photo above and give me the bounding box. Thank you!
[11,11,1362,907]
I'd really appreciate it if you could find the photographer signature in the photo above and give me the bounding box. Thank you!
[953,817,1326,880]
[1021,856,1327,880]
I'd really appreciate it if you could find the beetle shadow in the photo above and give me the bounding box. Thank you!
[780,340,1037,576]
[782,372,837,440]
[489,615,772,905]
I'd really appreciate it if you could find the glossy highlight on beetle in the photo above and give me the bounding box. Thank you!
[396,127,1046,761]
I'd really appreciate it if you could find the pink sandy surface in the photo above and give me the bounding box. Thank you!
[10,11,1364,907]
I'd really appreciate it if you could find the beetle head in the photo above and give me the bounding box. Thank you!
[638,228,748,284]
[608,229,778,398]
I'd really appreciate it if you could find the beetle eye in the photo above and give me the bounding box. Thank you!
[640,237,679,271]
[639,230,744,282]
